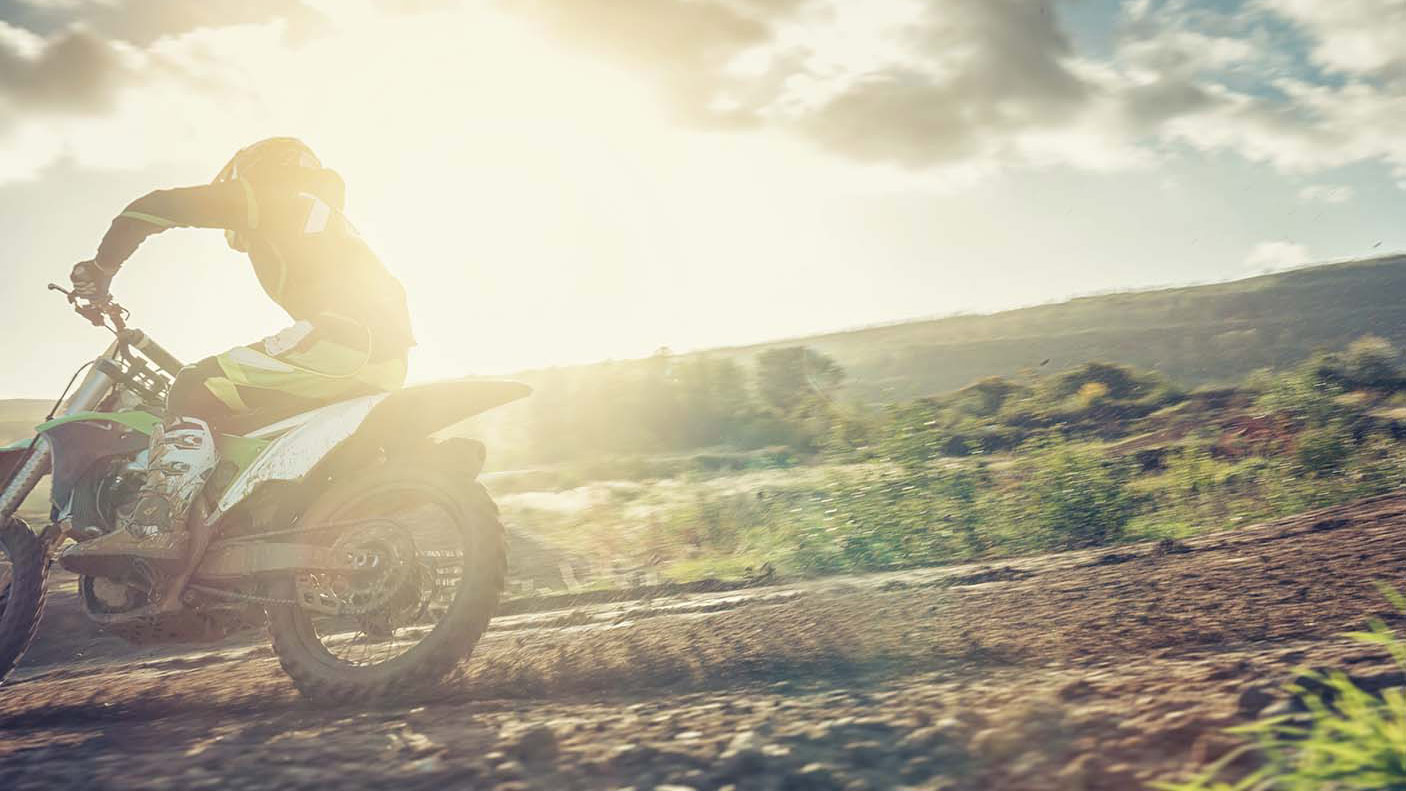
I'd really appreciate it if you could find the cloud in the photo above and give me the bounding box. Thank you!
[1297,183,1355,204]
[6,0,328,44]
[502,0,809,131]
[3,0,1406,188]
[1259,0,1406,77]
[788,0,1092,168]
[1096,0,1406,183]
[510,0,1120,174]
[0,22,130,115]
[1245,240,1311,271]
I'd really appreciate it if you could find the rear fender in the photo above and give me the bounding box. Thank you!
[212,380,530,518]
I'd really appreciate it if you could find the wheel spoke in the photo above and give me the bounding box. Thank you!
[302,488,467,668]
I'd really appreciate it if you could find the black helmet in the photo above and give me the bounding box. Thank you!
[214,137,346,250]
[214,137,321,187]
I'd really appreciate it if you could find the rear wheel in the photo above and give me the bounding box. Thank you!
[267,461,504,702]
[0,519,49,684]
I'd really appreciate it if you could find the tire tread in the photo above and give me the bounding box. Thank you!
[269,474,505,703]
[0,520,50,684]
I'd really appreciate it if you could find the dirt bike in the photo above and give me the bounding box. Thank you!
[0,285,529,701]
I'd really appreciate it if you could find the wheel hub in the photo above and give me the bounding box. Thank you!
[294,524,420,617]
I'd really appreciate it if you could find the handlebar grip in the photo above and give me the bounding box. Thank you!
[121,330,185,376]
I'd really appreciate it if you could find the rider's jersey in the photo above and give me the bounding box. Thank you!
[93,179,414,357]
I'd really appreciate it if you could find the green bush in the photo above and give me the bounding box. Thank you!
[1295,425,1353,477]
[1023,444,1142,549]
[1256,359,1348,427]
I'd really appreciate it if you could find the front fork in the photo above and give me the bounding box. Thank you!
[0,343,121,525]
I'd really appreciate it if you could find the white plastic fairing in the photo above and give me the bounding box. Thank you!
[214,394,387,515]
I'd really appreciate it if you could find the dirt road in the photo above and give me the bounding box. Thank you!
[5,493,1406,790]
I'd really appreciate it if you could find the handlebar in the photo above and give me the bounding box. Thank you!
[48,282,128,332]
[48,282,184,375]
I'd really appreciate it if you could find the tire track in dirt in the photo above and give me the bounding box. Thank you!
[3,492,1406,790]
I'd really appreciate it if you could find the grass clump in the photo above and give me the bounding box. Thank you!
[1158,587,1406,791]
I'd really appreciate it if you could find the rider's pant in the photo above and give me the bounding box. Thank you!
[125,318,408,535]
[167,318,408,431]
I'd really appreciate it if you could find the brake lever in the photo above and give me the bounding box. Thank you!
[47,282,78,304]
[49,282,126,331]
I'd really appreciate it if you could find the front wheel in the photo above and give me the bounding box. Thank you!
[267,461,505,702]
[0,518,50,684]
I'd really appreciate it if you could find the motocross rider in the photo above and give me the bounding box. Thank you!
[59,138,413,581]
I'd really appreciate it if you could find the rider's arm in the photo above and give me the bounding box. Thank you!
[92,180,259,274]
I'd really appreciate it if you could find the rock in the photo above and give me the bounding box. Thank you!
[608,744,660,771]
[725,731,763,753]
[492,760,525,780]
[897,725,955,756]
[503,723,558,762]
[717,743,766,777]
[844,740,885,767]
[1056,754,1140,791]
[405,755,445,774]
[968,726,1026,762]
[1189,732,1240,766]
[783,763,842,791]
[672,769,707,785]
[900,756,937,783]
[1203,659,1253,681]
[1057,679,1098,702]
[1154,538,1192,555]
[1056,754,1097,791]
[1236,685,1277,718]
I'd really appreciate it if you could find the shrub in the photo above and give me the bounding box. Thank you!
[1023,444,1141,549]
[1295,425,1353,478]
[1331,335,1402,390]
[1256,359,1348,427]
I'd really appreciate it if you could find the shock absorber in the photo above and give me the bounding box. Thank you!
[0,440,51,522]
[1,347,119,522]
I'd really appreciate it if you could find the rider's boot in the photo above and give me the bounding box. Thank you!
[60,417,218,581]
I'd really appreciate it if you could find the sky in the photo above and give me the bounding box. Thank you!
[1,0,1404,397]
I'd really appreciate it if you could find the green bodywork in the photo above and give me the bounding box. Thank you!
[36,410,163,435]
[0,411,163,453]
[2,410,270,477]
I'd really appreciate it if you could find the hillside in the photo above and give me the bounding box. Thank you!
[0,399,51,446]
[706,253,1406,400]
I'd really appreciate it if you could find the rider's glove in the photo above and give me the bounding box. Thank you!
[70,260,113,301]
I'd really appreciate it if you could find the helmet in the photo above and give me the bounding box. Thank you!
[214,137,323,188]
[214,137,345,250]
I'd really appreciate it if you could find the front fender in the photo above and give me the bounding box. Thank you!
[213,379,530,517]
[36,412,160,519]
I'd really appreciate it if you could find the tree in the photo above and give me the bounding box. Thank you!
[755,347,845,414]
